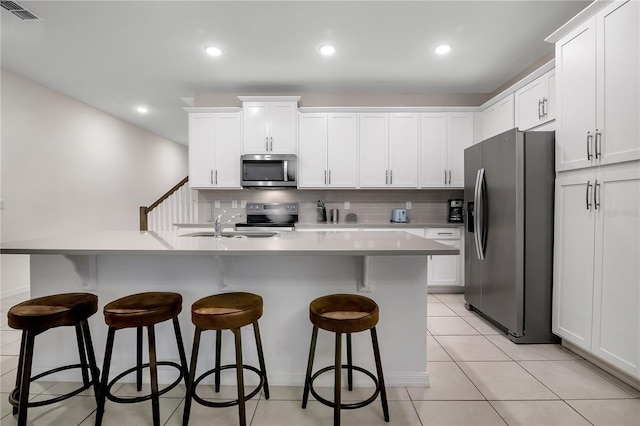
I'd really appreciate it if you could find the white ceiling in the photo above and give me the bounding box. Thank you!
[1,1,591,145]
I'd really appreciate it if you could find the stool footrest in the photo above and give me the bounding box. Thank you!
[192,364,264,408]
[309,365,380,410]
[9,364,97,408]
[105,361,185,404]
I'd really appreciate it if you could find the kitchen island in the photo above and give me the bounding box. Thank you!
[1,230,458,388]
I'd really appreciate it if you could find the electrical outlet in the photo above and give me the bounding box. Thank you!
[344,201,350,210]
[241,200,247,208]
[232,200,238,208]
[214,200,220,208]
[406,201,412,210]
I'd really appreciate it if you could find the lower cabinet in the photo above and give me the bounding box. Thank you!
[553,162,640,378]
[425,228,463,289]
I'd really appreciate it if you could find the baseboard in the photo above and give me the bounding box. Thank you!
[427,285,464,294]
[562,341,640,392]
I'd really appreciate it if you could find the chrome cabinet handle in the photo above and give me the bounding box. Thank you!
[211,170,214,185]
[448,170,452,185]
[270,136,273,152]
[390,170,393,185]
[542,97,548,118]
[444,170,447,184]
[265,137,269,151]
[587,131,593,160]
[538,100,543,120]
[437,232,453,235]
[324,170,327,185]
[586,180,592,210]
[594,180,600,210]
[595,130,602,159]
[215,170,218,185]
[328,170,331,185]
[385,170,389,185]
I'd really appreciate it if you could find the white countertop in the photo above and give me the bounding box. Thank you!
[0,230,459,256]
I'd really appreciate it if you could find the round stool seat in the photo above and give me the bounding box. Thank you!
[103,292,182,329]
[192,292,263,330]
[309,294,379,334]
[8,293,98,331]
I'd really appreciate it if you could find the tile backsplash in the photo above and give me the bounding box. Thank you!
[195,189,463,224]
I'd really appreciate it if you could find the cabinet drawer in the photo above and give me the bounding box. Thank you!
[425,228,460,239]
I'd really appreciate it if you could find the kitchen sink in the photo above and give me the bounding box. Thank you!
[182,231,278,238]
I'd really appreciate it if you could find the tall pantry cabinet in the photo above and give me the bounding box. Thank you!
[552,0,640,379]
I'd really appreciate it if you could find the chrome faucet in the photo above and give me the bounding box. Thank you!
[214,213,243,238]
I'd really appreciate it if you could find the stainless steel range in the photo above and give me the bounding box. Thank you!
[235,202,298,232]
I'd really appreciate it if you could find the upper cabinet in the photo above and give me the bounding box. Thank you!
[298,113,358,188]
[515,69,556,131]
[240,96,299,154]
[188,111,242,189]
[359,113,419,188]
[420,112,473,188]
[482,94,515,140]
[556,0,639,171]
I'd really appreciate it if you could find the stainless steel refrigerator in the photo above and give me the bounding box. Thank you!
[464,128,558,344]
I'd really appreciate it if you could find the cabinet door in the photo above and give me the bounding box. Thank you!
[188,114,215,188]
[597,0,640,166]
[213,114,242,188]
[552,170,597,350]
[556,19,597,171]
[447,113,473,187]
[389,113,419,187]
[298,113,328,188]
[427,239,461,286]
[482,94,514,140]
[592,163,640,376]
[359,114,389,187]
[242,102,270,153]
[270,102,297,153]
[515,75,548,131]
[420,113,448,188]
[327,113,358,188]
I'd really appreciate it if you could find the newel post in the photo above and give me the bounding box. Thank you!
[139,206,149,231]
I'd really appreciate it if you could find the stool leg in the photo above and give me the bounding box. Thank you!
[80,319,101,403]
[136,326,143,392]
[147,325,160,426]
[252,321,269,399]
[96,327,116,426]
[233,328,246,426]
[346,333,353,391]
[301,326,318,408]
[12,331,27,416]
[183,327,201,426]
[371,327,389,422]
[334,331,342,426]
[214,330,222,392]
[75,324,90,386]
[172,317,189,387]
[16,330,35,426]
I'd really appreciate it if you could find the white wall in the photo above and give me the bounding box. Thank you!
[0,69,188,295]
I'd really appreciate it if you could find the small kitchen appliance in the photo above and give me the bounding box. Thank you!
[235,202,298,231]
[316,200,327,223]
[391,208,408,223]
[448,199,464,223]
[241,154,297,188]
[330,209,339,223]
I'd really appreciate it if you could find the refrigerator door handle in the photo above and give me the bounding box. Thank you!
[477,168,486,260]
[473,169,483,260]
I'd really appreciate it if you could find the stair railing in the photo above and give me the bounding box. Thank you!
[139,176,192,231]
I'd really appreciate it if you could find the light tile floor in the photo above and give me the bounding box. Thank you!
[1,292,639,425]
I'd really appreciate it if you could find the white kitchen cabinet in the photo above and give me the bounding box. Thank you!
[420,113,473,188]
[515,69,555,131]
[240,97,299,154]
[556,0,639,171]
[298,113,358,188]
[553,162,640,376]
[482,93,514,140]
[188,112,242,189]
[425,227,463,288]
[359,113,419,188]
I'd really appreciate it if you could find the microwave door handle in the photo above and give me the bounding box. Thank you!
[283,161,288,182]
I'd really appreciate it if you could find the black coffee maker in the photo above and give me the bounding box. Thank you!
[448,199,464,223]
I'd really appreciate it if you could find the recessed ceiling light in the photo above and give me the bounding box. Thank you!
[319,44,336,56]
[136,106,149,114]
[434,44,452,55]
[205,45,223,57]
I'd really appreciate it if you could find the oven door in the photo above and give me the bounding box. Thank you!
[241,154,297,188]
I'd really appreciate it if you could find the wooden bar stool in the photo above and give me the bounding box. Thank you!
[183,292,269,426]
[96,292,189,426]
[7,293,100,426]
[302,293,389,426]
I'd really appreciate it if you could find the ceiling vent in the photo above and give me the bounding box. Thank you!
[1,1,40,20]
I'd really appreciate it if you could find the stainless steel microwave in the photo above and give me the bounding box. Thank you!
[241,154,297,188]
